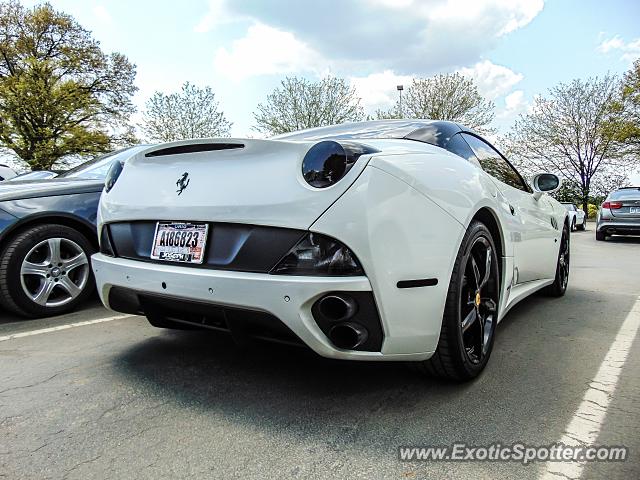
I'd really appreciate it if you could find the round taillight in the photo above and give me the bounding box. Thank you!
[302,141,348,188]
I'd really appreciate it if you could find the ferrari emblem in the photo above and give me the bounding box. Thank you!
[176,172,190,195]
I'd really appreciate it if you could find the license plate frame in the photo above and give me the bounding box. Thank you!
[150,222,209,264]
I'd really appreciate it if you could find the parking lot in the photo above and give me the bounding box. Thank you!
[1,228,639,479]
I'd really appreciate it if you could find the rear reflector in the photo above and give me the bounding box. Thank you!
[602,201,623,209]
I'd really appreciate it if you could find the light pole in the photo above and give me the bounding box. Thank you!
[397,84,404,118]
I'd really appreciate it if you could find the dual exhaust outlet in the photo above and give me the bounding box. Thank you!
[316,294,368,350]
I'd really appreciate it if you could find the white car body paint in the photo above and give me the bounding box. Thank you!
[562,202,586,230]
[92,129,569,361]
[0,164,17,181]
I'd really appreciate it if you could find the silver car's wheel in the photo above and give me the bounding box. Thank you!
[20,238,89,307]
[0,224,95,318]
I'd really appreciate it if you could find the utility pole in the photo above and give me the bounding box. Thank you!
[397,85,404,118]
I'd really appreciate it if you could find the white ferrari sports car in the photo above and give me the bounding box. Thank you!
[93,120,570,380]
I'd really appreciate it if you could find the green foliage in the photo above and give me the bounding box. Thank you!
[0,1,137,170]
[253,76,364,136]
[588,203,599,219]
[141,82,232,142]
[613,58,640,152]
[377,73,495,133]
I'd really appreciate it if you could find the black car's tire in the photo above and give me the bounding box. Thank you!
[0,224,95,318]
[543,223,570,297]
[146,313,202,330]
[595,230,606,241]
[411,221,500,381]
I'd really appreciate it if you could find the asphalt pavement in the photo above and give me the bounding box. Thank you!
[1,227,639,479]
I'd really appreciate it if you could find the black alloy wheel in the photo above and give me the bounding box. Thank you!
[543,223,570,297]
[412,221,500,381]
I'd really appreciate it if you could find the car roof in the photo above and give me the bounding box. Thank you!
[274,119,479,149]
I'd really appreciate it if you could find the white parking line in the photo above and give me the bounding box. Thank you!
[0,314,132,342]
[541,296,640,479]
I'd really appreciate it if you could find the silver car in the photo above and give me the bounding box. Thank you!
[596,187,640,241]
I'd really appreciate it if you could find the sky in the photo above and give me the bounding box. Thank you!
[14,0,640,181]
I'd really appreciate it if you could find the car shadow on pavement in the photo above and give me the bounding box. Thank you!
[111,284,639,450]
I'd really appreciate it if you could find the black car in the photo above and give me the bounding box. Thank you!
[0,145,149,318]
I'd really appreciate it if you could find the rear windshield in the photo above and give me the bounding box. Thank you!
[609,189,640,200]
[274,120,435,141]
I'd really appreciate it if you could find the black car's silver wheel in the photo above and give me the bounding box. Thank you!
[0,224,95,318]
[20,238,89,307]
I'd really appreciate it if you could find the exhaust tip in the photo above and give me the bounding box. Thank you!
[318,294,357,322]
[329,322,368,350]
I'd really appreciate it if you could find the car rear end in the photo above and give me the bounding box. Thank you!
[597,188,640,238]
[91,137,465,361]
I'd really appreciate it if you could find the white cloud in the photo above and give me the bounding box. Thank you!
[597,35,640,63]
[350,70,413,111]
[498,90,528,119]
[213,23,324,80]
[193,0,239,32]
[426,0,544,36]
[458,60,523,100]
[199,0,546,77]
[92,5,111,24]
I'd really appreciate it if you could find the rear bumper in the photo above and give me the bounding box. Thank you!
[596,217,640,235]
[92,253,431,361]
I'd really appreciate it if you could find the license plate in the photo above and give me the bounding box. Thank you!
[630,207,640,214]
[151,222,208,264]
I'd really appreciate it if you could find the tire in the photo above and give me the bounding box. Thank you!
[145,313,201,330]
[578,217,586,231]
[543,223,570,297]
[0,224,95,318]
[411,221,500,381]
[571,219,576,231]
[595,230,606,241]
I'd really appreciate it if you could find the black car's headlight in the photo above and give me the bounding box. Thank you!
[302,141,378,188]
[104,160,124,193]
[271,232,364,276]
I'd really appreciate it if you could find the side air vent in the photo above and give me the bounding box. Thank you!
[145,143,244,157]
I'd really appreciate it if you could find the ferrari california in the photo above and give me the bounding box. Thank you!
[92,120,570,380]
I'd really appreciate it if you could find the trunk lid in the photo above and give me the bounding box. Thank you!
[609,189,640,218]
[101,138,373,230]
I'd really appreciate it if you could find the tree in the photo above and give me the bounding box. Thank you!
[614,58,640,153]
[0,1,137,170]
[377,73,495,133]
[253,76,364,136]
[140,82,232,142]
[506,75,633,214]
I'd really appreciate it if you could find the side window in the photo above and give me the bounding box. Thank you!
[462,133,528,191]
[445,134,480,166]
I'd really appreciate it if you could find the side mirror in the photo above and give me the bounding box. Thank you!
[530,173,561,200]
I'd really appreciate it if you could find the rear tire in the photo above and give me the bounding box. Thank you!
[0,224,95,318]
[578,218,586,231]
[571,219,576,231]
[411,221,500,381]
[595,230,606,241]
[543,223,570,297]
